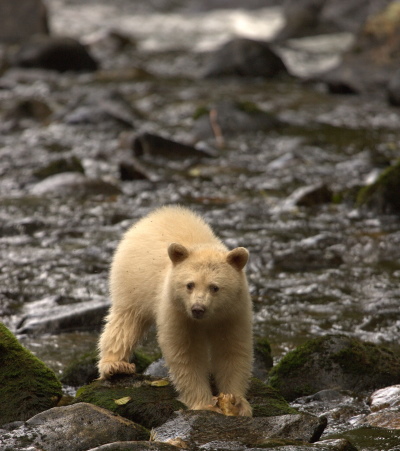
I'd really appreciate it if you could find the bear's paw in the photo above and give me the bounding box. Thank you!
[98,360,136,379]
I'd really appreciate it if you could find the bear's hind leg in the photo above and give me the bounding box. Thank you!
[98,309,152,379]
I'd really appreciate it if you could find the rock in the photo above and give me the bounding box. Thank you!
[283,183,333,209]
[317,1,400,94]
[16,295,110,334]
[357,159,400,214]
[268,334,400,401]
[132,132,215,160]
[0,323,62,425]
[275,0,392,40]
[73,374,186,429]
[388,68,400,105]
[119,158,152,181]
[202,37,289,78]
[153,410,326,447]
[4,98,53,124]
[356,406,400,429]
[87,443,178,451]
[11,36,98,72]
[34,156,84,179]
[0,0,48,44]
[369,385,400,412]
[61,349,155,387]
[253,337,274,380]
[192,100,282,142]
[144,358,170,378]
[31,172,121,197]
[0,403,149,451]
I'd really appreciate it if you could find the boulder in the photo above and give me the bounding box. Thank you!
[369,385,400,412]
[202,37,289,78]
[318,2,400,94]
[11,36,98,72]
[275,0,392,40]
[34,156,84,179]
[357,159,400,214]
[0,403,149,451]
[269,334,400,401]
[152,410,326,447]
[0,323,62,425]
[73,374,186,429]
[0,0,48,44]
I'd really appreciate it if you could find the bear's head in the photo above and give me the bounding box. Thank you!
[166,243,249,321]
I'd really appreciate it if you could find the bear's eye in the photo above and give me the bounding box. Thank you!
[186,282,195,291]
[209,284,219,293]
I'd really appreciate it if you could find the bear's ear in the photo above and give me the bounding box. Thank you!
[168,243,189,265]
[226,247,249,271]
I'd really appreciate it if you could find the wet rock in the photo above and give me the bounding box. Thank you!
[275,0,391,40]
[132,132,215,161]
[192,100,282,142]
[284,183,333,208]
[31,172,121,197]
[119,158,152,181]
[61,349,155,387]
[73,374,186,429]
[269,334,400,401]
[144,358,169,378]
[317,1,400,94]
[357,159,400,214]
[0,0,48,44]
[63,91,136,129]
[153,410,326,447]
[87,443,177,451]
[356,406,400,429]
[0,402,149,451]
[11,36,98,72]
[34,156,84,179]
[271,232,343,272]
[4,98,53,124]
[388,68,400,105]
[202,37,289,78]
[253,337,274,380]
[16,295,110,334]
[0,323,62,425]
[369,385,400,412]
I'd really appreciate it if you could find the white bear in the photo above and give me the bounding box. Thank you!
[98,205,253,416]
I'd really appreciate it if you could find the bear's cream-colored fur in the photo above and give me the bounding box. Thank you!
[98,205,253,416]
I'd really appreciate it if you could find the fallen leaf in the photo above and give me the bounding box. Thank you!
[114,396,131,405]
[150,379,170,387]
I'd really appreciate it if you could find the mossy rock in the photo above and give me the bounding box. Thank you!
[357,160,400,213]
[248,378,298,417]
[73,374,186,429]
[34,156,84,179]
[0,322,62,425]
[253,337,273,380]
[269,334,400,401]
[61,349,156,387]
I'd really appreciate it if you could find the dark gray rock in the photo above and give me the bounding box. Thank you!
[87,442,178,451]
[16,295,110,334]
[31,172,121,197]
[275,0,392,40]
[0,0,48,44]
[0,403,149,451]
[153,410,326,447]
[132,132,215,160]
[11,36,98,72]
[388,68,400,106]
[202,37,289,78]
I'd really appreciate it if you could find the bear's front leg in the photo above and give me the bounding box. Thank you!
[98,308,149,379]
[209,321,253,417]
[158,320,214,411]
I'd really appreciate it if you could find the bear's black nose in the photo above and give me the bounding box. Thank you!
[191,303,206,319]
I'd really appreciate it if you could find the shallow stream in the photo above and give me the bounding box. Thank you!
[1,1,400,449]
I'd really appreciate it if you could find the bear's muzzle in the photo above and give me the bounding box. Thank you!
[191,303,206,319]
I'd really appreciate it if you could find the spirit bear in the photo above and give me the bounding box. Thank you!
[98,205,253,416]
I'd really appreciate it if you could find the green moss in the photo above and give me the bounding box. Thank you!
[248,378,298,417]
[33,156,84,179]
[74,374,186,429]
[0,323,62,425]
[236,100,264,114]
[357,159,400,212]
[254,337,273,370]
[192,105,210,120]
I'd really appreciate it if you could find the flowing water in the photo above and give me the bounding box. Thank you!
[1,1,400,448]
